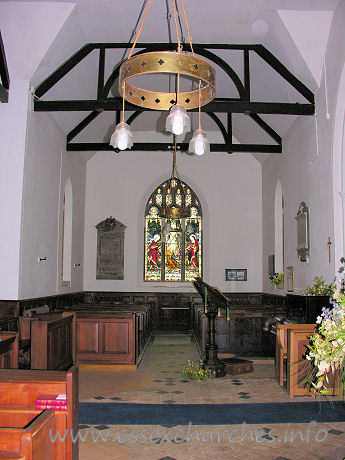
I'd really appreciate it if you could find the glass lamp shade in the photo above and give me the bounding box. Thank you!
[109,122,133,150]
[189,128,210,156]
[165,104,191,135]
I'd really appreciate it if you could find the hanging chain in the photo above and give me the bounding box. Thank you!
[165,0,173,43]
[174,2,186,48]
[172,0,182,52]
[127,0,153,60]
[179,0,195,56]
[120,0,148,62]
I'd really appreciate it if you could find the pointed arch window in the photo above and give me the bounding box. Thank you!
[62,178,73,285]
[144,179,202,282]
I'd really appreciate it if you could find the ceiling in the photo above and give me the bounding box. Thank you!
[1,0,340,157]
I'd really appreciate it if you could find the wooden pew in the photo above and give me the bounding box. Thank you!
[275,323,316,387]
[0,408,55,459]
[30,313,74,370]
[0,318,31,368]
[64,303,153,365]
[287,329,340,397]
[0,366,78,460]
[0,332,19,369]
[75,312,136,365]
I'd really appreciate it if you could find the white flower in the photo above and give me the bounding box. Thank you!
[316,316,322,324]
[316,360,330,376]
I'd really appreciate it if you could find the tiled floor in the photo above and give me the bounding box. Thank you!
[79,333,345,459]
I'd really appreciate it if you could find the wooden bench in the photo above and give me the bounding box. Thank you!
[64,304,153,365]
[0,407,55,459]
[29,312,74,370]
[0,332,19,369]
[0,365,79,460]
[287,329,341,397]
[275,323,316,387]
[0,318,31,368]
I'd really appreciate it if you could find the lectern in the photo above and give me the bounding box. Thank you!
[193,278,227,377]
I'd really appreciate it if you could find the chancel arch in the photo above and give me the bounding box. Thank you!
[144,178,202,282]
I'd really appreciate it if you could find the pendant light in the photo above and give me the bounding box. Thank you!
[109,82,133,150]
[189,80,210,156]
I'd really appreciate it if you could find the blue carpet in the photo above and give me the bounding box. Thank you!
[79,401,345,425]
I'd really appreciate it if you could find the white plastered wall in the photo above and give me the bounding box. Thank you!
[262,1,345,294]
[19,108,86,299]
[83,134,263,293]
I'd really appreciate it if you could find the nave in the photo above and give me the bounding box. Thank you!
[78,333,345,459]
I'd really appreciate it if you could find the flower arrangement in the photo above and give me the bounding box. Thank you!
[304,289,345,395]
[181,360,214,382]
[302,276,336,296]
[269,272,284,288]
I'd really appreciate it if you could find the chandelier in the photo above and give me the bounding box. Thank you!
[110,0,215,155]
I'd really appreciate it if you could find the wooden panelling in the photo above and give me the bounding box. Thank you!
[102,321,129,354]
[30,314,74,370]
[77,321,99,354]
[0,332,19,368]
[286,328,340,397]
[76,313,135,364]
[275,323,315,387]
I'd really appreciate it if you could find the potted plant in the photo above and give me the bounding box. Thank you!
[269,272,284,289]
[302,276,336,296]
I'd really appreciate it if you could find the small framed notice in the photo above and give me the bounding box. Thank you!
[225,268,247,282]
[286,266,294,292]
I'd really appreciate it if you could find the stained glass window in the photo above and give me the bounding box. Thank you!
[144,179,202,282]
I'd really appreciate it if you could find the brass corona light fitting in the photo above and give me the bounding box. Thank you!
[119,51,216,111]
[110,0,215,155]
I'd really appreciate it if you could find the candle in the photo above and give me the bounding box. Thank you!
[226,306,230,321]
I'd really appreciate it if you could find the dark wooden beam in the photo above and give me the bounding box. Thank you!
[244,49,250,101]
[206,112,228,144]
[67,111,101,143]
[0,83,8,103]
[97,46,106,100]
[254,45,314,104]
[103,43,246,100]
[35,44,96,98]
[34,98,314,115]
[227,113,232,145]
[249,113,281,145]
[0,31,9,102]
[67,142,282,153]
[92,42,257,50]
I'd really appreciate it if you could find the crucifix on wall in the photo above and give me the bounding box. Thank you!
[327,236,332,263]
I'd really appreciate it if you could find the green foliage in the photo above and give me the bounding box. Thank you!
[181,360,214,382]
[302,276,336,296]
[304,288,345,395]
[269,272,284,287]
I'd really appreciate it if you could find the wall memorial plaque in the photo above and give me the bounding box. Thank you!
[96,216,126,279]
[294,202,309,262]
